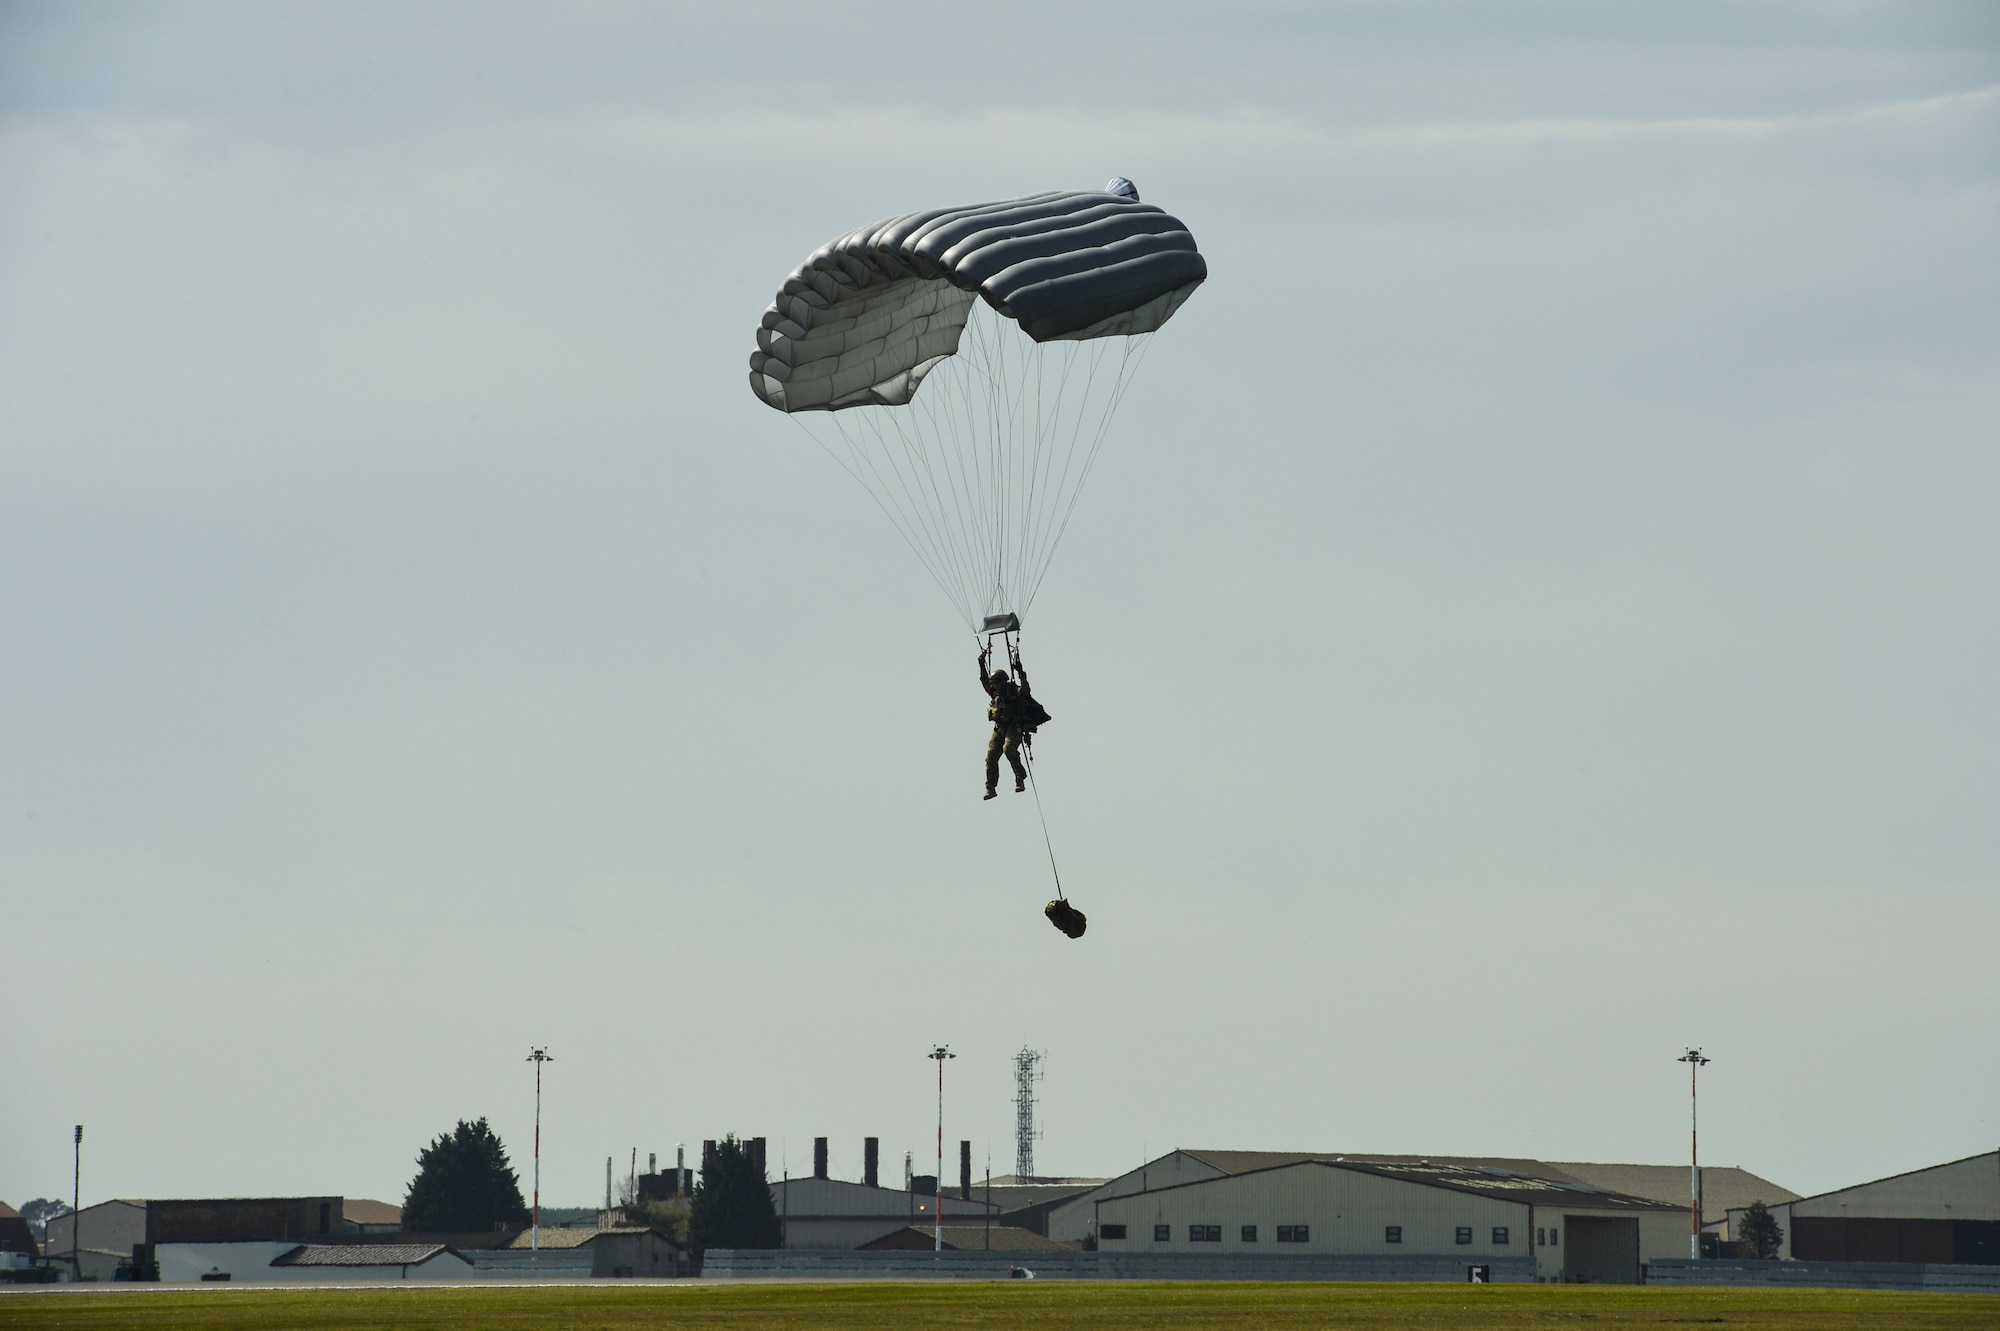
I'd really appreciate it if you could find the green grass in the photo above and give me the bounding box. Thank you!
[2,1282,1996,1331]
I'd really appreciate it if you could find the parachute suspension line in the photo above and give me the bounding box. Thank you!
[790,413,964,621]
[1018,336,1109,605]
[1021,331,1157,612]
[786,303,1159,632]
[844,406,971,619]
[879,391,985,623]
[809,411,975,625]
[1029,340,1085,597]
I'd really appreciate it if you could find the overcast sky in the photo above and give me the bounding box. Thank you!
[4,2,1997,1212]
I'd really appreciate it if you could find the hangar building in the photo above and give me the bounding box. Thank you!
[1048,1151,1792,1248]
[1093,1158,1684,1283]
[1725,1150,2000,1264]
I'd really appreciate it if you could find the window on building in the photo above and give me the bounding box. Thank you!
[1550,1227,1559,1246]
[1456,1226,1473,1245]
[1190,1224,1222,1242]
[1241,1225,1258,1242]
[1154,1224,1171,1242]
[1492,1227,1509,1245]
[1101,1225,1127,1241]
[1385,1226,1402,1244]
[1536,1228,1546,1247]
[1276,1225,1310,1243]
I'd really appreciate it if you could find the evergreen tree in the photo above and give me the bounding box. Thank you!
[402,1118,529,1233]
[1739,1199,1784,1260]
[690,1135,781,1253]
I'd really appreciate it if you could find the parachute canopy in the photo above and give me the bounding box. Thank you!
[749,189,1205,413]
[748,185,1205,629]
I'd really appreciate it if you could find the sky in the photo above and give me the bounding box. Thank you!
[3,1,1997,1213]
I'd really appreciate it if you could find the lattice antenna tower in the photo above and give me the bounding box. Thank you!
[1013,1047,1045,1181]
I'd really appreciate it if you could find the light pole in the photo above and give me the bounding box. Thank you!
[527,1048,553,1254]
[1678,1048,1709,1260]
[929,1046,954,1253]
[71,1125,82,1281]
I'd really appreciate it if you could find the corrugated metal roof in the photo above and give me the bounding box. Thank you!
[1180,1151,1573,1179]
[271,1244,458,1267]
[1332,1161,1679,1210]
[503,1226,655,1250]
[1548,1162,1800,1221]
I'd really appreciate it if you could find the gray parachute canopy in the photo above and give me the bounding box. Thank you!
[748,185,1205,630]
[749,188,1205,413]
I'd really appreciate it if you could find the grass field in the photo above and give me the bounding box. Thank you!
[3,1282,1998,1331]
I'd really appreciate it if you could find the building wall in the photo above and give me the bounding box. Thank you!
[1096,1165,1525,1257]
[781,1218,913,1250]
[157,1242,300,1282]
[1789,1153,2000,1222]
[42,1201,147,1276]
[149,1198,344,1243]
[1094,1165,1684,1284]
[1047,1153,1227,1243]
[589,1231,685,1277]
[1725,1152,2000,1265]
[157,1242,477,1283]
[771,1177,995,1250]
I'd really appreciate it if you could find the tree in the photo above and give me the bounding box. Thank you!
[1739,1200,1784,1260]
[623,1196,692,1248]
[18,1199,69,1240]
[690,1135,781,1254]
[401,1118,529,1233]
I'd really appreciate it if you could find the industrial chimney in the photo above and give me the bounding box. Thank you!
[864,1137,879,1189]
[959,1141,972,1200]
[814,1137,829,1180]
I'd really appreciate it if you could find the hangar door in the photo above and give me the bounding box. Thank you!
[1563,1216,1640,1284]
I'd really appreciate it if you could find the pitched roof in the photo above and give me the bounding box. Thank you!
[271,1244,463,1267]
[1332,1161,1679,1210]
[859,1224,1078,1252]
[1180,1151,1574,1179]
[1109,1158,1679,1212]
[1547,1162,1800,1221]
[340,1199,403,1227]
[503,1226,658,1250]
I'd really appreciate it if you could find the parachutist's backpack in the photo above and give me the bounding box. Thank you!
[1045,899,1087,939]
[1016,691,1052,735]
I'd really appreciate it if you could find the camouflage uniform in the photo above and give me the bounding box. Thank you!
[982,661,1033,795]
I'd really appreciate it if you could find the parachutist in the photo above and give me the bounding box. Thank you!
[981,641,1050,799]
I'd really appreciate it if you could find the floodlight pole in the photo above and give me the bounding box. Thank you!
[1678,1048,1709,1259]
[72,1125,82,1281]
[929,1046,955,1253]
[527,1048,553,1255]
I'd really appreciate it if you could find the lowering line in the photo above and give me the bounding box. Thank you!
[1022,742,1064,903]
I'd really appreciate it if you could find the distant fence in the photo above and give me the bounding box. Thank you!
[457,1250,596,1279]
[1647,1258,2000,1293]
[702,1250,1535,1282]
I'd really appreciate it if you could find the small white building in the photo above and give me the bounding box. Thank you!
[1094,1158,1686,1283]
[1725,1150,2000,1265]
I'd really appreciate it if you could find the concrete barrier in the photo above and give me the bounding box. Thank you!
[1646,1258,2000,1292]
[702,1249,1535,1282]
